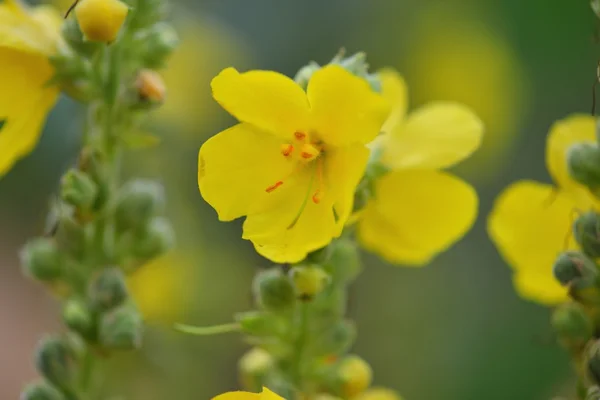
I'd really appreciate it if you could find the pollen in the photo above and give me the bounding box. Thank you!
[281,144,294,157]
[300,143,320,161]
[294,131,306,141]
[266,181,283,193]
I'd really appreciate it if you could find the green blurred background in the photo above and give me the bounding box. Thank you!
[1,0,598,398]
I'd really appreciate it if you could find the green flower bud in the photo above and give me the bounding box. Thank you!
[20,381,66,400]
[314,320,356,357]
[253,268,296,312]
[138,22,179,68]
[54,214,89,259]
[570,278,600,305]
[35,336,79,390]
[567,142,600,189]
[61,18,100,57]
[294,61,321,90]
[574,212,600,258]
[324,239,362,282]
[290,265,330,300]
[551,302,593,349]
[238,347,274,391]
[20,238,63,282]
[99,305,143,350]
[131,217,175,261]
[60,169,98,211]
[553,251,598,286]
[235,311,285,337]
[116,180,165,230]
[88,268,128,311]
[62,298,96,340]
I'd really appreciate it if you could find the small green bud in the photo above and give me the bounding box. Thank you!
[290,265,330,300]
[553,251,598,286]
[253,268,296,312]
[116,180,165,230]
[20,381,66,400]
[35,336,79,390]
[570,278,600,305]
[575,212,600,258]
[551,302,593,349]
[20,238,63,282]
[324,239,362,282]
[138,22,179,68]
[99,305,143,350]
[131,217,175,261]
[88,268,128,311]
[54,214,89,258]
[314,320,356,357]
[238,347,274,391]
[62,299,96,339]
[567,142,600,189]
[235,311,285,337]
[61,18,100,56]
[294,61,321,90]
[60,169,98,211]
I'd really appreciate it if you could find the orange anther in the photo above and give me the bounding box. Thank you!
[294,131,306,140]
[300,143,320,161]
[281,144,294,157]
[266,181,283,193]
[312,191,321,204]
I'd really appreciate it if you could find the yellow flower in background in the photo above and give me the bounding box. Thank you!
[488,115,598,304]
[406,4,527,180]
[213,387,283,400]
[199,65,389,263]
[355,388,404,400]
[0,0,62,176]
[356,69,482,266]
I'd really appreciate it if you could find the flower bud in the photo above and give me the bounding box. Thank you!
[131,217,175,261]
[324,239,362,282]
[138,22,179,68]
[553,251,598,286]
[35,336,79,390]
[75,0,129,43]
[294,61,321,90]
[132,69,167,108]
[20,238,63,282]
[89,268,128,311]
[62,298,96,340]
[290,265,330,300]
[355,388,404,400]
[235,311,285,337]
[61,18,99,57]
[99,304,143,350]
[253,268,296,313]
[238,347,273,391]
[551,302,593,349]
[337,355,373,398]
[54,214,89,259]
[20,381,66,400]
[60,169,98,211]
[314,320,356,357]
[575,212,600,258]
[116,180,165,231]
[568,142,600,189]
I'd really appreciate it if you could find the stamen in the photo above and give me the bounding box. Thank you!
[281,144,294,157]
[300,143,320,161]
[266,181,283,193]
[312,159,325,204]
[294,131,306,140]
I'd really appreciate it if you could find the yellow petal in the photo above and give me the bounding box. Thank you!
[357,170,477,265]
[307,65,390,146]
[261,388,284,400]
[546,114,596,191]
[513,269,568,305]
[0,49,58,176]
[379,68,408,134]
[380,102,483,170]
[211,67,310,139]
[0,1,62,54]
[198,123,296,221]
[487,181,577,304]
[212,392,261,400]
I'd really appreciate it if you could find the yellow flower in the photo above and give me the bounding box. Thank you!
[212,387,283,400]
[74,0,128,43]
[0,0,62,177]
[354,388,404,400]
[356,69,482,266]
[488,115,598,304]
[199,65,389,263]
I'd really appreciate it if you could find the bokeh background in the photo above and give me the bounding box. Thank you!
[1,0,598,398]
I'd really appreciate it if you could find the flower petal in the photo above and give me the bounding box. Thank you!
[307,65,390,146]
[211,67,310,139]
[512,269,568,305]
[379,68,408,134]
[212,392,260,400]
[357,170,477,265]
[380,102,483,170]
[198,123,296,221]
[546,114,596,191]
[0,2,62,55]
[487,181,577,304]
[0,49,58,176]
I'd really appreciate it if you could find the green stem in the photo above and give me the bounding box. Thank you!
[174,323,241,336]
[292,302,310,392]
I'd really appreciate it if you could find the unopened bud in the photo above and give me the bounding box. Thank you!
[253,268,296,313]
[568,142,600,189]
[20,381,66,400]
[314,320,356,357]
[20,238,63,282]
[138,22,179,68]
[35,336,79,390]
[238,347,273,391]
[99,305,143,350]
[75,0,128,43]
[62,298,96,339]
[131,217,175,261]
[294,62,321,90]
[551,302,593,350]
[553,251,598,286]
[61,18,99,56]
[116,180,165,230]
[337,355,373,398]
[60,169,98,211]
[89,268,128,311]
[355,388,404,400]
[235,311,285,337]
[324,239,362,282]
[54,214,89,259]
[134,69,167,107]
[574,212,600,258]
[291,265,330,300]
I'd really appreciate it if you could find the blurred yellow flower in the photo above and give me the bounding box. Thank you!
[406,4,528,180]
[199,65,389,263]
[0,0,62,176]
[74,0,128,43]
[354,388,404,400]
[357,69,482,266]
[488,115,598,304]
[213,387,283,400]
